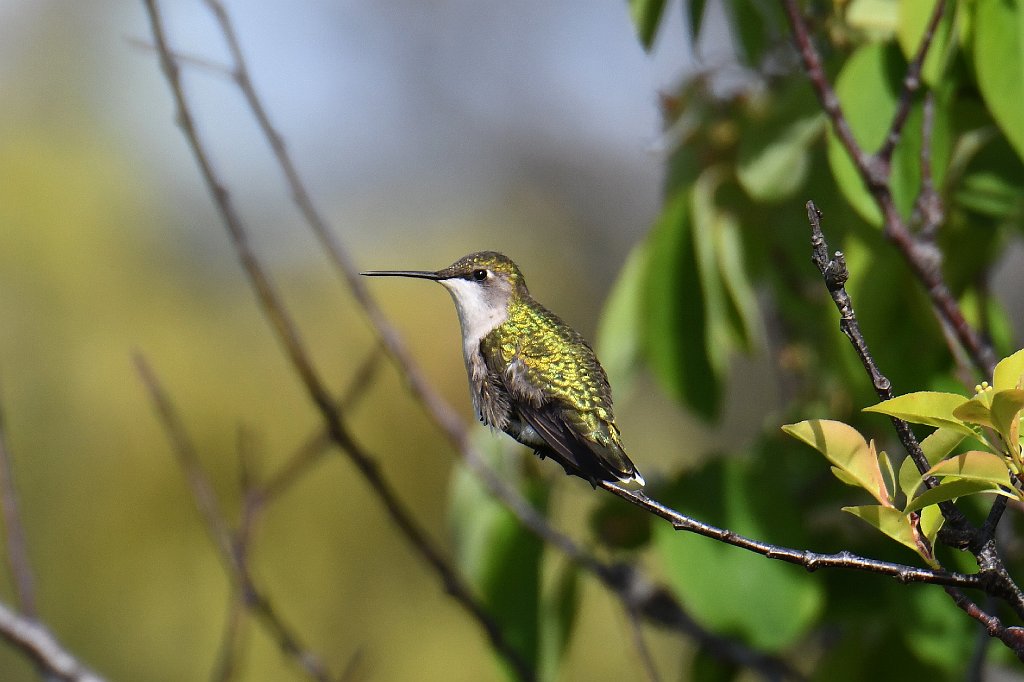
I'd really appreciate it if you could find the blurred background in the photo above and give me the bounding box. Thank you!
[0,1,754,679]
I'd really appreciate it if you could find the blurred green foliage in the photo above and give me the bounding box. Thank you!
[584,0,1024,679]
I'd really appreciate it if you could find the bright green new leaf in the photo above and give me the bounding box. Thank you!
[919,500,945,550]
[827,43,952,224]
[629,0,668,51]
[927,450,1012,487]
[951,397,994,428]
[905,478,1013,514]
[898,455,923,499]
[990,389,1024,454]
[919,427,967,465]
[972,0,1024,163]
[842,505,926,558]
[897,0,959,86]
[994,348,1024,391]
[782,420,889,504]
[863,391,974,436]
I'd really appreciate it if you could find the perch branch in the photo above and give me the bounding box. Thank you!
[134,354,333,682]
[600,484,982,590]
[184,2,809,677]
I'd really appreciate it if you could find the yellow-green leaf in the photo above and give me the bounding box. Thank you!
[991,389,1024,454]
[994,348,1024,391]
[864,391,974,435]
[783,420,889,504]
[926,450,1012,487]
[905,478,1014,514]
[842,505,920,555]
[952,397,994,428]
[898,455,923,499]
[919,427,967,465]
[919,502,945,551]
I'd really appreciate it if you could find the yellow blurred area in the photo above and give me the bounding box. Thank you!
[0,112,705,681]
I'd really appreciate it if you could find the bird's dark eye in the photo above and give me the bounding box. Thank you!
[472,269,488,281]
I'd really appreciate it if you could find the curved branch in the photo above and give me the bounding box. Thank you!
[781,0,997,377]
[599,484,982,590]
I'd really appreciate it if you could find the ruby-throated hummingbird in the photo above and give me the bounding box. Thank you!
[362,251,644,487]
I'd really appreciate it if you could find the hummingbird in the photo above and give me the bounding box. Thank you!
[362,251,644,487]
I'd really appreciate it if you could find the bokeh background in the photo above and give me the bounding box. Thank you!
[0,1,770,680]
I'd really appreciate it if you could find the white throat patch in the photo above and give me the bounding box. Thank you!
[439,278,509,350]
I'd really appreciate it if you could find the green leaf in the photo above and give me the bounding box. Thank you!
[690,169,733,377]
[724,0,784,67]
[737,113,825,202]
[903,581,975,669]
[714,211,762,352]
[842,505,926,558]
[596,241,648,396]
[879,450,896,499]
[990,389,1024,453]
[687,0,709,44]
[643,189,720,419]
[656,453,823,651]
[449,433,548,675]
[951,397,994,428]
[919,427,967,465]
[827,43,952,224]
[897,0,959,87]
[629,0,669,51]
[782,419,890,504]
[538,560,580,682]
[919,498,945,549]
[898,454,923,499]
[972,0,1024,163]
[831,465,861,488]
[994,348,1024,391]
[905,478,1012,514]
[863,391,974,435]
[827,44,898,225]
[926,450,1012,487]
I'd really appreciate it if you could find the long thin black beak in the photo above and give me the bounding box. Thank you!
[360,269,442,281]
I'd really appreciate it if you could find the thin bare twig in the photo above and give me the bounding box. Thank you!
[803,202,1024,657]
[0,600,104,682]
[140,3,533,678]
[876,0,948,164]
[625,606,661,682]
[134,354,333,682]
[0,400,37,617]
